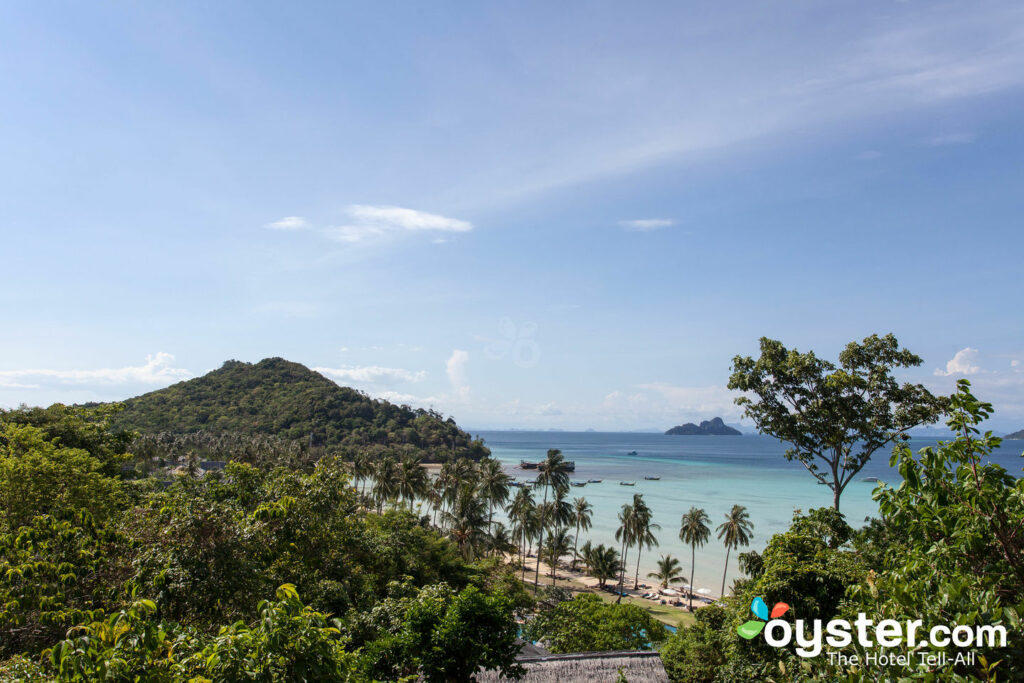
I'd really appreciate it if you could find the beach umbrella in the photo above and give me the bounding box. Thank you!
[697,588,711,595]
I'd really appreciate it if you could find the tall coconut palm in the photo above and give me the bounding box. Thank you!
[371,455,399,513]
[509,487,536,578]
[570,497,593,570]
[630,494,661,590]
[427,478,443,527]
[614,503,635,602]
[532,449,571,591]
[543,527,573,586]
[647,554,685,589]
[679,507,712,611]
[717,504,754,598]
[478,458,512,540]
[443,486,489,560]
[396,454,426,510]
[352,452,371,497]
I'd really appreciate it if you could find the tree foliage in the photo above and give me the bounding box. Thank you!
[523,593,668,654]
[102,357,489,461]
[728,333,944,510]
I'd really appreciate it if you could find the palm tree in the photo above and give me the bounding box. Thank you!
[396,454,426,510]
[577,539,594,573]
[352,452,371,497]
[647,554,685,589]
[509,487,535,577]
[543,527,573,586]
[679,507,711,611]
[588,544,622,589]
[442,486,489,560]
[488,521,516,557]
[478,458,512,540]
[532,449,571,591]
[371,455,399,513]
[570,497,593,570]
[427,479,443,527]
[717,505,754,598]
[630,494,661,590]
[614,502,635,601]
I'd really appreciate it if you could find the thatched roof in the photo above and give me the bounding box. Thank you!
[477,651,669,683]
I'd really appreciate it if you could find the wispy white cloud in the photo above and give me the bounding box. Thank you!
[326,205,473,243]
[0,353,191,389]
[922,132,976,146]
[314,365,427,386]
[934,347,983,376]
[446,349,470,399]
[619,218,675,232]
[265,216,308,230]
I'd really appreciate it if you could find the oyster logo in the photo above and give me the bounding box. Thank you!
[737,596,790,639]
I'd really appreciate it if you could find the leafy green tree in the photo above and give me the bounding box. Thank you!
[716,505,753,598]
[648,554,685,589]
[195,584,359,682]
[830,380,1024,681]
[0,422,126,531]
[659,605,729,683]
[359,583,522,683]
[523,593,668,654]
[727,334,944,510]
[679,507,711,611]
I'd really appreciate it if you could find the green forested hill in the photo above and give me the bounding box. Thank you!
[104,357,488,460]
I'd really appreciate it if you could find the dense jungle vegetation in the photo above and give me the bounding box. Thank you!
[95,357,489,461]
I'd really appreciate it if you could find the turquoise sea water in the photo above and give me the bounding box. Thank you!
[479,430,1023,597]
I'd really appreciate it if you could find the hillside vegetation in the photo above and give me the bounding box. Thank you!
[104,357,488,461]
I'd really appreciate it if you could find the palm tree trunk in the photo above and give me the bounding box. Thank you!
[633,546,642,590]
[533,487,549,592]
[572,521,581,570]
[520,529,527,580]
[721,547,731,598]
[689,545,696,612]
[617,538,628,603]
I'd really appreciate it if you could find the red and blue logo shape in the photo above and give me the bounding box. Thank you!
[737,596,790,639]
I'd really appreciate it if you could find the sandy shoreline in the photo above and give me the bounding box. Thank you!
[507,553,712,627]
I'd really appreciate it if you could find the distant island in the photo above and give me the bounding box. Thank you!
[665,417,742,436]
[1005,429,1024,440]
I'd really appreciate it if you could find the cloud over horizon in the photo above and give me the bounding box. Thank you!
[314,365,427,386]
[0,353,192,389]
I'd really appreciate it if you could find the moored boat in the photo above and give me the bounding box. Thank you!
[620,481,635,486]
[587,479,602,483]
[644,476,660,480]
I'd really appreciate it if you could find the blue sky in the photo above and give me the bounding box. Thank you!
[2,1,1023,430]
